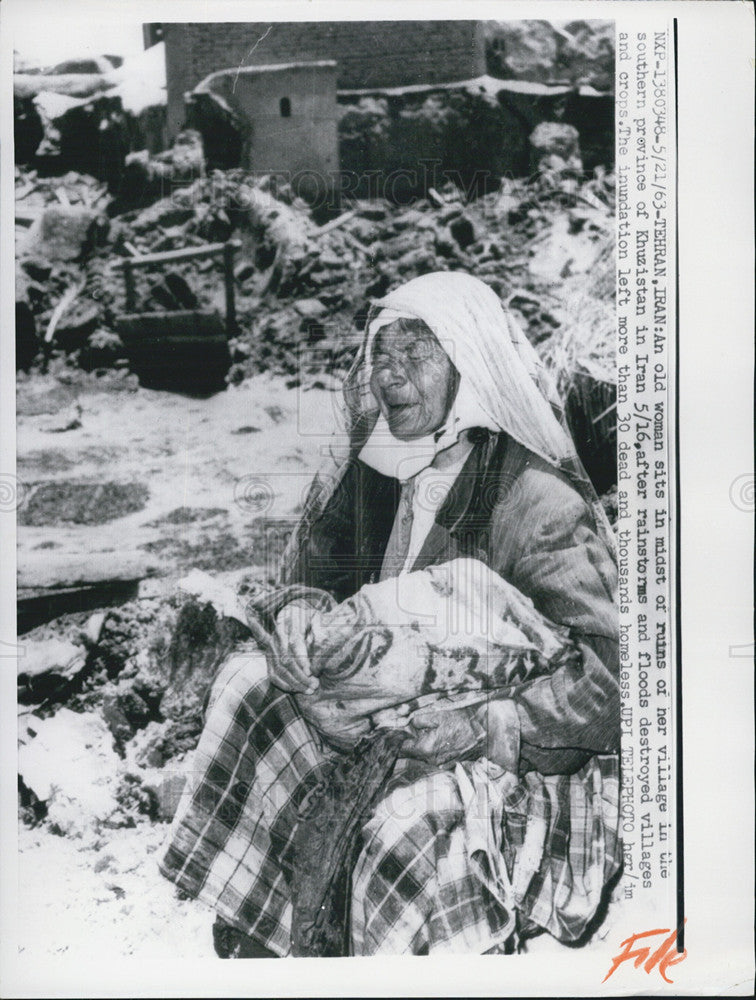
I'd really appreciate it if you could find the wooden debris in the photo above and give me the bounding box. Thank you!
[112,241,230,268]
[341,231,370,255]
[15,206,42,227]
[313,210,356,238]
[44,280,85,345]
[15,180,38,201]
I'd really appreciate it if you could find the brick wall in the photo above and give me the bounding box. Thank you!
[163,21,485,139]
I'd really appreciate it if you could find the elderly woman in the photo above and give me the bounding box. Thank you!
[159,272,620,957]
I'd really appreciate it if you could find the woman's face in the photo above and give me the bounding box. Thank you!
[369,318,459,441]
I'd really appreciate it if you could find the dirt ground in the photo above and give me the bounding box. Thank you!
[17,370,335,591]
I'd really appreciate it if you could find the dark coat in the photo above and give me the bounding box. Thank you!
[283,430,619,775]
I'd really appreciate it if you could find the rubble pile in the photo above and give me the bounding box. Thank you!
[18,587,264,836]
[16,150,615,393]
[484,19,615,91]
[14,43,167,181]
[336,87,512,197]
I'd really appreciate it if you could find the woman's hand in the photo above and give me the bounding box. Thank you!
[401,704,485,767]
[270,599,320,694]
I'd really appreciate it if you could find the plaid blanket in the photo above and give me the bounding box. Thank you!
[158,645,620,956]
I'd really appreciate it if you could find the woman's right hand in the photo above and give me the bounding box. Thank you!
[270,599,320,694]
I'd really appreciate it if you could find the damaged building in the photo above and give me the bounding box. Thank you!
[154,21,487,139]
[187,60,340,202]
[147,20,613,200]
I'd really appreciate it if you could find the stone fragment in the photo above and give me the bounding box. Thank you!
[17,638,86,704]
[293,298,328,320]
[449,215,476,250]
[153,764,189,822]
[21,204,110,262]
[529,122,582,173]
[137,754,192,822]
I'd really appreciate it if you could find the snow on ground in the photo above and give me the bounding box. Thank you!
[17,823,213,960]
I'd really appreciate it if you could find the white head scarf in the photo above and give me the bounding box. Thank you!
[353,273,580,473]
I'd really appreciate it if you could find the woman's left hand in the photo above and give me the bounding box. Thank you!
[401,704,485,767]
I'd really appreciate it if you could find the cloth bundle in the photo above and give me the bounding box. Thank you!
[291,558,582,750]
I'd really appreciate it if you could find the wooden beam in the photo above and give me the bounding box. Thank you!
[223,241,238,335]
[123,259,136,312]
[313,210,356,237]
[45,281,85,344]
[112,241,230,269]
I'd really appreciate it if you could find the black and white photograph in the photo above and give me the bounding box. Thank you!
[0,1,753,996]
